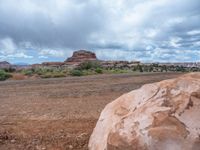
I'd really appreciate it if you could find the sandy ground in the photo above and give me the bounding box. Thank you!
[0,73,183,150]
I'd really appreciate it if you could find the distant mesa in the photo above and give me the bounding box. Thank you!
[65,50,97,64]
[30,50,98,68]
[0,61,13,69]
[0,61,28,70]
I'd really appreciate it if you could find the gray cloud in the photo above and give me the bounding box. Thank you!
[0,0,199,63]
[0,0,106,49]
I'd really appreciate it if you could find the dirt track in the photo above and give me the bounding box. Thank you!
[0,73,183,150]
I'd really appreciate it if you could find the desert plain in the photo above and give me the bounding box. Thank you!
[0,72,183,150]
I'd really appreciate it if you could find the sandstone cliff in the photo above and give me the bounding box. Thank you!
[65,50,97,64]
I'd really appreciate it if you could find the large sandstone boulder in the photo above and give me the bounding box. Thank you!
[89,73,200,150]
[65,50,97,64]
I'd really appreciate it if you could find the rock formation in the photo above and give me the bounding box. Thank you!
[0,61,15,70]
[100,61,140,69]
[42,62,65,66]
[65,50,97,64]
[89,73,200,150]
[30,50,141,69]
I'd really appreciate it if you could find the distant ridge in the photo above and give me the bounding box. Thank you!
[0,61,13,69]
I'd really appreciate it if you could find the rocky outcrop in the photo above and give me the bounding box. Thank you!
[31,50,141,69]
[65,50,97,64]
[158,62,200,68]
[100,61,129,69]
[89,73,200,150]
[0,61,12,69]
[42,62,65,66]
[100,61,140,69]
[0,61,17,70]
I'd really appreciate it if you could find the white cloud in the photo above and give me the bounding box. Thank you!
[7,52,33,58]
[165,17,185,27]
[39,49,65,57]
[187,30,200,35]
[145,29,159,38]
[39,55,48,59]
[169,37,182,48]
[0,38,34,60]
[0,38,16,54]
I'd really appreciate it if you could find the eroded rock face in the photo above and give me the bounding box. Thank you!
[89,73,200,150]
[65,50,97,64]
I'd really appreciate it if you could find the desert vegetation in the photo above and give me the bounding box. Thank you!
[0,50,199,81]
[0,69,12,81]
[22,63,200,78]
[0,61,199,81]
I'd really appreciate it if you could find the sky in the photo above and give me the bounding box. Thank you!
[0,0,200,64]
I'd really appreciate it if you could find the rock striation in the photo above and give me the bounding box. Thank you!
[89,73,200,150]
[65,50,97,64]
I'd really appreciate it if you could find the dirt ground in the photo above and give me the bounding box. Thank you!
[0,73,183,150]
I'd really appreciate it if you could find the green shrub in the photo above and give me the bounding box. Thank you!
[95,68,103,74]
[22,69,34,76]
[79,61,101,70]
[104,69,129,74]
[40,73,52,78]
[137,65,143,72]
[0,70,12,81]
[40,72,66,78]
[176,66,187,72]
[4,67,16,73]
[51,73,66,78]
[70,69,83,76]
[34,68,52,75]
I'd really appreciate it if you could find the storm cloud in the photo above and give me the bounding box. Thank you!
[0,0,199,63]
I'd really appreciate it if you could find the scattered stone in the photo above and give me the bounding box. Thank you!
[41,147,46,150]
[89,73,200,150]
[10,139,16,143]
[68,145,73,149]
[76,133,87,139]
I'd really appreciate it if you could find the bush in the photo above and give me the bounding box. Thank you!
[137,65,143,72]
[79,61,101,70]
[112,69,129,74]
[0,70,12,81]
[52,73,66,78]
[95,68,103,74]
[70,69,83,76]
[41,72,66,78]
[34,67,53,75]
[22,69,34,76]
[4,67,16,73]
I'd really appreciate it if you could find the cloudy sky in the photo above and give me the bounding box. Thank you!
[0,0,200,64]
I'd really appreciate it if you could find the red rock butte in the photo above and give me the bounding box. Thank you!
[65,50,97,64]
